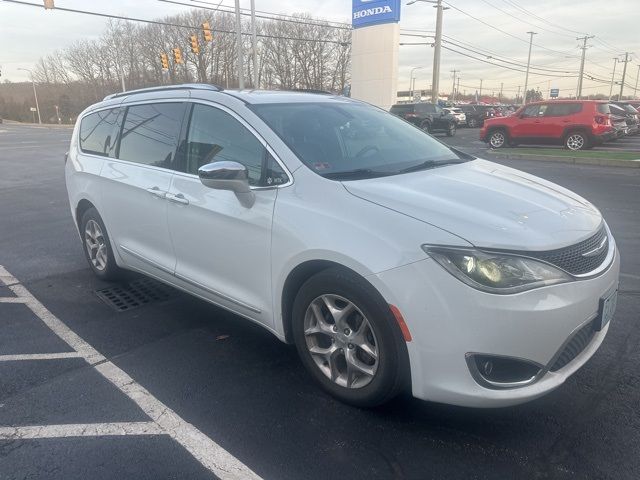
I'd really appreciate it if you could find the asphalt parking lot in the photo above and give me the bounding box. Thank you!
[1,123,640,480]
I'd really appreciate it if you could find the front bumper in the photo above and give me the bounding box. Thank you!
[370,240,620,408]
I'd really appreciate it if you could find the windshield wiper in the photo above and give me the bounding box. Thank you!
[323,169,392,180]
[398,158,465,174]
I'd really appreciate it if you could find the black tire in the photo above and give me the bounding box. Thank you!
[446,123,456,137]
[488,128,508,149]
[564,131,590,151]
[467,117,478,128]
[79,207,123,281]
[421,121,432,134]
[292,267,408,407]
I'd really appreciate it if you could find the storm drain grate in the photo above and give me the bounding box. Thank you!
[96,277,178,312]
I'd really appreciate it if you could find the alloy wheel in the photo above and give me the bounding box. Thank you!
[84,219,107,271]
[303,294,379,389]
[490,131,505,148]
[566,134,585,150]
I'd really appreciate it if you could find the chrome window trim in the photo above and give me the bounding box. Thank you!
[182,99,294,189]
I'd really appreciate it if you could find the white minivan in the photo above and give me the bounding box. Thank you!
[66,84,619,407]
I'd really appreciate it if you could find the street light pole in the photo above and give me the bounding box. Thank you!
[18,67,41,124]
[234,0,244,89]
[409,66,424,100]
[608,57,618,101]
[522,31,537,105]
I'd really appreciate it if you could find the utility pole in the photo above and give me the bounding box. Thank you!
[576,35,594,99]
[619,52,630,99]
[234,0,244,89]
[523,31,537,105]
[456,76,460,102]
[608,57,618,101]
[634,65,640,99]
[451,69,458,102]
[516,85,521,104]
[18,68,41,124]
[479,79,483,99]
[250,0,258,88]
[499,82,503,102]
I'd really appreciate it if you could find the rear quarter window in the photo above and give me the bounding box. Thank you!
[597,104,610,114]
[79,108,120,157]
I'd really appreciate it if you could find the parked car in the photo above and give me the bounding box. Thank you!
[389,103,457,136]
[608,104,629,138]
[611,102,639,135]
[480,100,616,150]
[457,104,496,127]
[443,107,467,125]
[66,85,619,408]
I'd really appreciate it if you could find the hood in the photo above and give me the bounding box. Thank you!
[343,159,602,251]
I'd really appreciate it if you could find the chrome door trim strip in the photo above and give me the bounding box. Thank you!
[119,245,174,275]
[173,272,261,314]
[120,245,262,314]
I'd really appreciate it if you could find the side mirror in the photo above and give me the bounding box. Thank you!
[198,161,255,208]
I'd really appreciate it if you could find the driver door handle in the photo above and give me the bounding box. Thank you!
[166,192,189,205]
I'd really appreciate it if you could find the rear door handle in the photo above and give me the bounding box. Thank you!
[146,186,166,199]
[166,192,189,205]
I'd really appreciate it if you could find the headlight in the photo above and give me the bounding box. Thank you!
[422,246,572,294]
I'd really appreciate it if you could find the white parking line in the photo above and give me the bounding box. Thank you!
[0,265,262,480]
[0,352,83,361]
[0,422,164,439]
[0,297,28,303]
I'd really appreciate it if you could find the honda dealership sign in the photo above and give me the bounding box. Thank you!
[352,0,401,29]
[350,0,401,110]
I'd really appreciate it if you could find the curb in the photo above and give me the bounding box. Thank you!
[1,121,73,129]
[490,152,640,168]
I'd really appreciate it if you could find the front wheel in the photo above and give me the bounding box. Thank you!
[565,131,590,151]
[489,129,508,149]
[468,118,478,128]
[292,268,407,407]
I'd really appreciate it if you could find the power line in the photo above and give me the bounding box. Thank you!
[189,0,351,28]
[2,0,351,45]
[159,0,352,30]
[500,0,587,36]
[442,1,580,59]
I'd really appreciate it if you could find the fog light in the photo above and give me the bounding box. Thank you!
[467,354,542,389]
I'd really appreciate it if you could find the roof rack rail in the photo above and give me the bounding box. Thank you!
[103,83,223,101]
[288,88,334,95]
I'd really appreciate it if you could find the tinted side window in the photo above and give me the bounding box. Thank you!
[79,108,119,157]
[597,104,610,114]
[118,103,185,170]
[545,103,582,116]
[185,104,267,186]
[390,105,414,115]
[521,105,540,117]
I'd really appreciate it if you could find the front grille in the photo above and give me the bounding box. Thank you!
[528,226,609,275]
[550,320,596,371]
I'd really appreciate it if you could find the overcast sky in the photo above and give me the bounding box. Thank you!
[0,0,638,97]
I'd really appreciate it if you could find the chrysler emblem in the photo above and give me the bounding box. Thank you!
[582,236,608,258]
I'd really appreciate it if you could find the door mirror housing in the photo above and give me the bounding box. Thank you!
[198,161,255,207]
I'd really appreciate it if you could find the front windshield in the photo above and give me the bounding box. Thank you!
[249,102,465,179]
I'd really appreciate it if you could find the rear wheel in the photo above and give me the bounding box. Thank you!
[80,207,123,281]
[468,118,478,128]
[421,121,432,134]
[565,131,590,151]
[489,129,508,149]
[292,268,407,407]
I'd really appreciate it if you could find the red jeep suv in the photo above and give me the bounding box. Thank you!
[480,100,616,150]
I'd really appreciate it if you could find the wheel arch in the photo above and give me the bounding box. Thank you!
[75,198,96,231]
[562,125,591,139]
